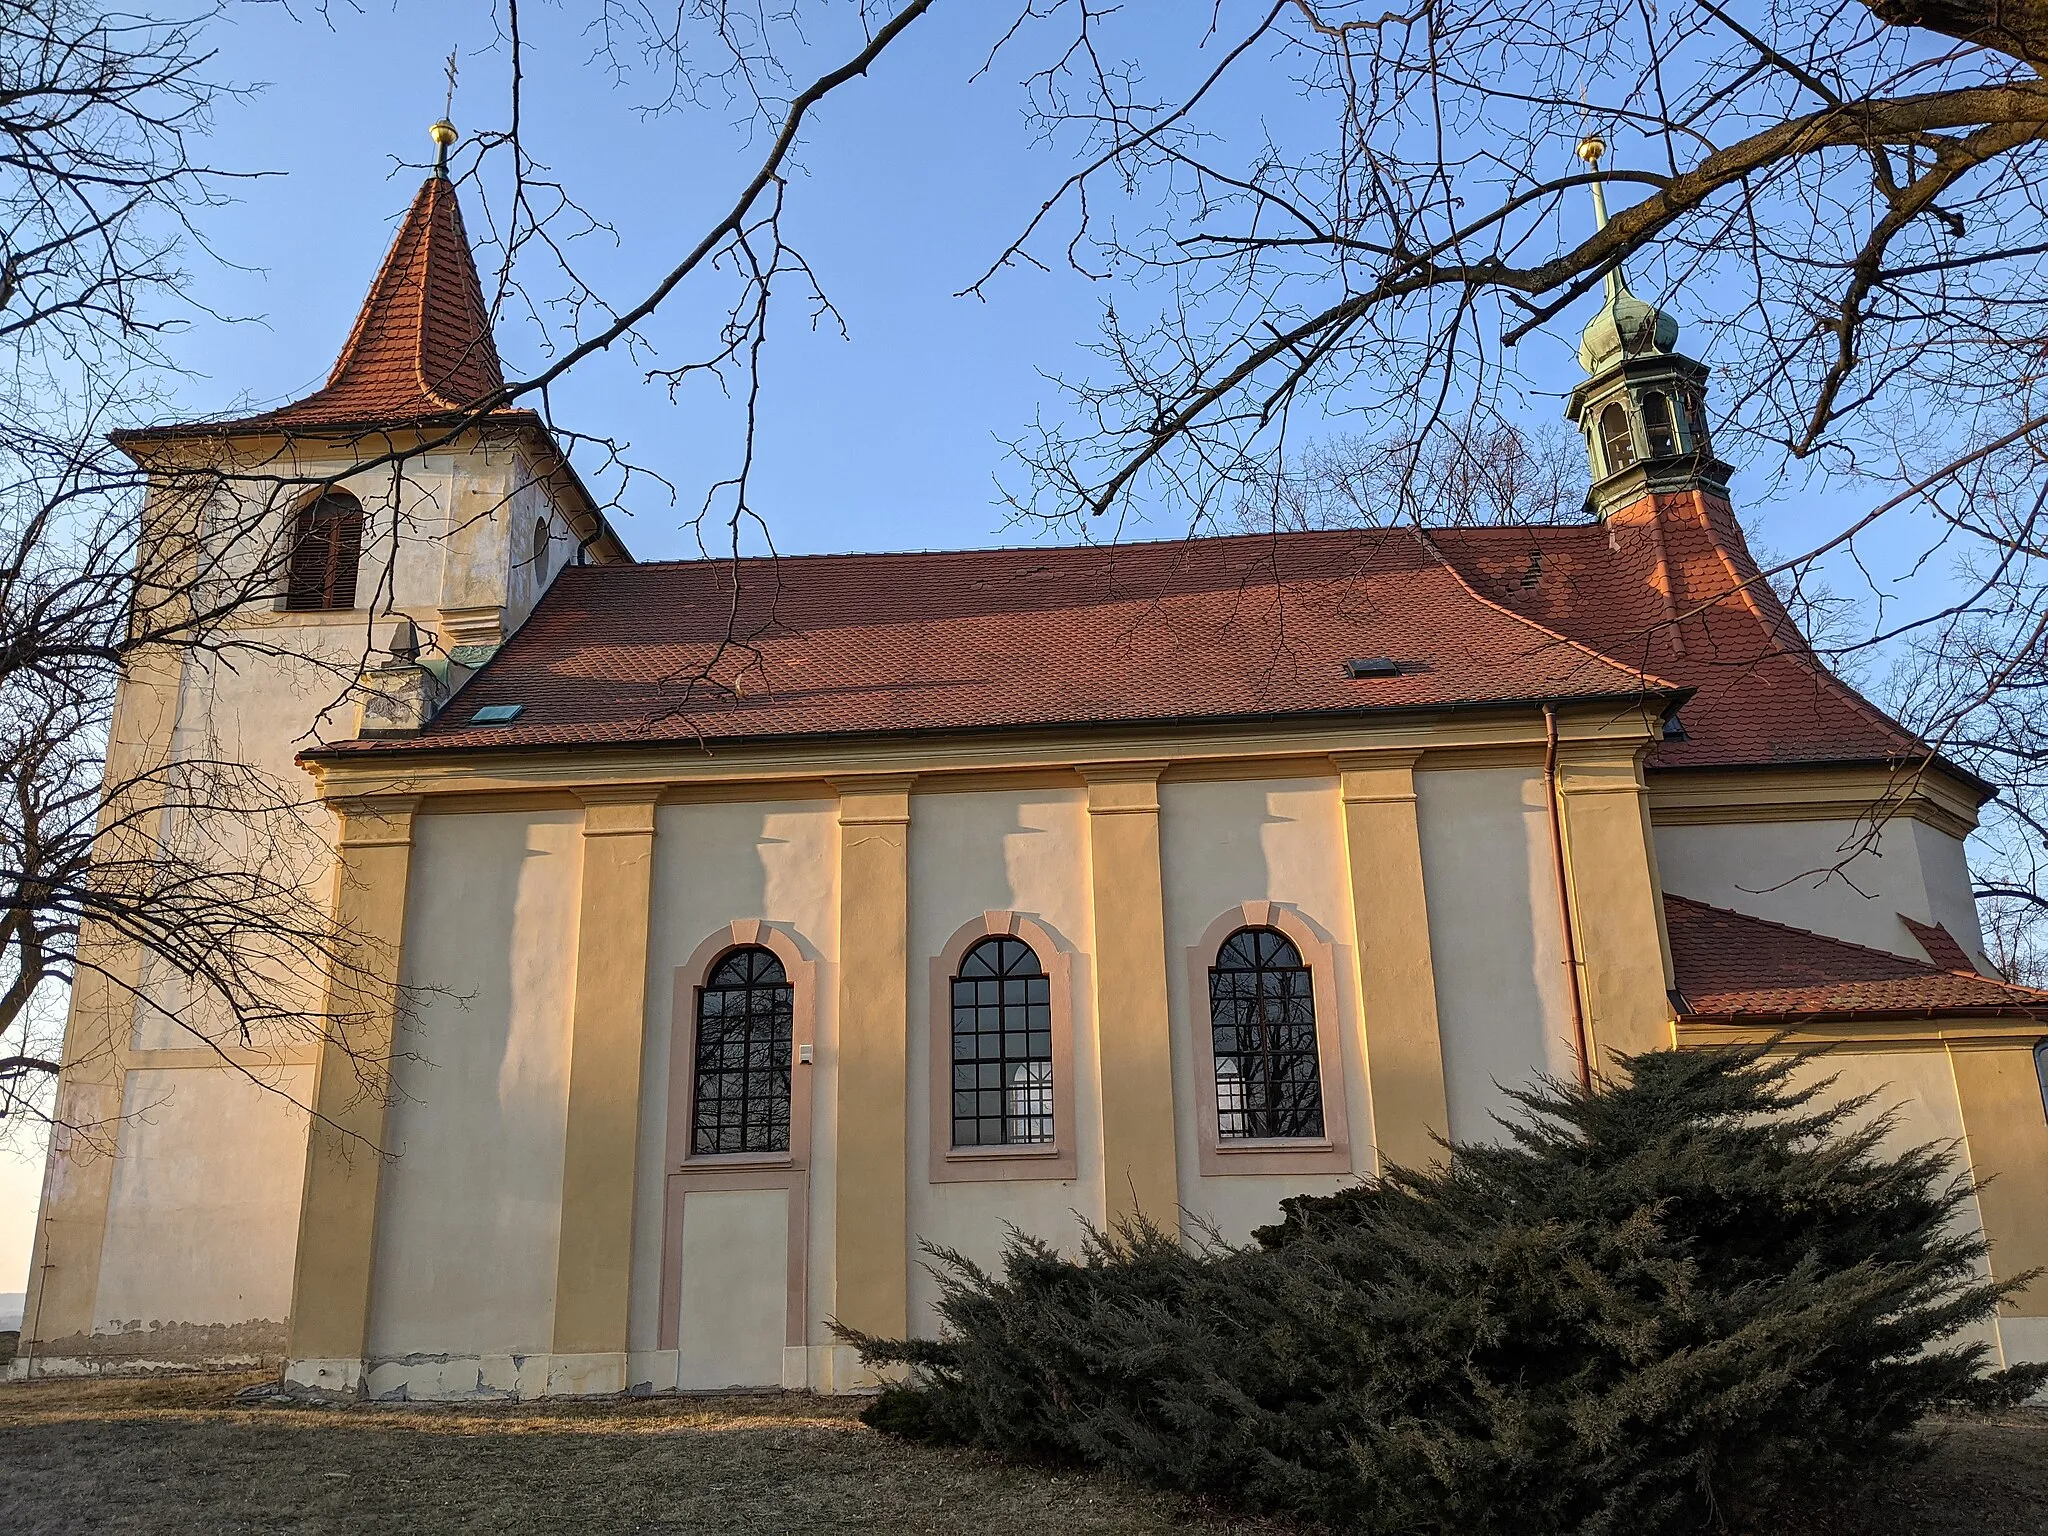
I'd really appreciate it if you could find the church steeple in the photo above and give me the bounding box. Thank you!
[255,120,506,432]
[1564,137,1730,518]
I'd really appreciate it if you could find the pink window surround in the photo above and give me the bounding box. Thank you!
[1185,901,1354,1177]
[929,911,1080,1184]
[658,919,817,1354]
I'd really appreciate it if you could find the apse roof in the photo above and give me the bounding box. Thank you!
[1430,504,1940,778]
[1665,894,2047,1021]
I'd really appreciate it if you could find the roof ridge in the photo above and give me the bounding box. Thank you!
[590,526,1409,572]
[1665,891,2048,999]
[413,179,450,410]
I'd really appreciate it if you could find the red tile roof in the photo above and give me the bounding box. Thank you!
[1900,914,1977,973]
[1666,894,2047,1021]
[115,173,520,439]
[1431,493,1933,775]
[322,530,1683,754]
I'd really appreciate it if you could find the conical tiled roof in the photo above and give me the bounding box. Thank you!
[272,172,507,425]
[116,170,519,439]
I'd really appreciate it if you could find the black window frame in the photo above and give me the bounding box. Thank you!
[949,935,1054,1149]
[1208,926,1325,1140]
[689,945,794,1157]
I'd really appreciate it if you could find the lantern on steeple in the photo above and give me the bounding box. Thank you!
[1564,137,1731,517]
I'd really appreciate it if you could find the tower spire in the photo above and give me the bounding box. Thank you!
[1563,135,1727,516]
[1577,135,1620,305]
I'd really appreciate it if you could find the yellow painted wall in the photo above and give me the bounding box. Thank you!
[905,786,1099,1332]
[631,798,840,1373]
[364,810,583,1381]
[1414,766,1578,1139]
[1159,776,1366,1242]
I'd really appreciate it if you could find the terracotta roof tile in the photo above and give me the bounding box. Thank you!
[117,173,515,439]
[327,530,1681,754]
[1900,914,1977,973]
[1431,496,1940,777]
[1666,893,2046,1020]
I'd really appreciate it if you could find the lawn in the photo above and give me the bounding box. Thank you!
[0,1373,2044,1534]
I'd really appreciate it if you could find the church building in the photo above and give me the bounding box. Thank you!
[15,126,2048,1398]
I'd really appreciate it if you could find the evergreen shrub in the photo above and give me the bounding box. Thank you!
[845,1045,2046,1533]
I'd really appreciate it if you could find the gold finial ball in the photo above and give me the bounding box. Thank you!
[1576,135,1606,165]
[429,119,459,150]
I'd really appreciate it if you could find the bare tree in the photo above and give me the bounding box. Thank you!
[873,0,2048,971]
[296,2,2048,972]
[1232,421,1586,531]
[0,4,395,1136]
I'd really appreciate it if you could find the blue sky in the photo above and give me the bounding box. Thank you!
[155,1,1155,559]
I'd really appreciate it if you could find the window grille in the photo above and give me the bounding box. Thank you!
[1208,926,1323,1139]
[690,946,793,1155]
[285,492,365,611]
[951,936,1053,1147]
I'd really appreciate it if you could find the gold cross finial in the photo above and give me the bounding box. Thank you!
[430,49,459,175]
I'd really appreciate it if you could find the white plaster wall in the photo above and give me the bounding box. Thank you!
[1414,766,1579,1143]
[366,809,583,1359]
[1910,821,1992,962]
[93,1065,312,1345]
[631,799,840,1361]
[1656,817,1991,970]
[906,787,1098,1334]
[1159,776,1367,1244]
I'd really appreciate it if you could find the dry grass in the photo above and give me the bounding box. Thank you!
[0,1372,1284,1535]
[0,1372,2044,1534]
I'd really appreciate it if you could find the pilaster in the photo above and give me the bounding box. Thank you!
[1950,1042,2048,1317]
[830,776,913,1345]
[1079,763,1179,1227]
[1334,752,1450,1171]
[1555,743,1674,1067]
[548,788,661,1393]
[283,796,418,1394]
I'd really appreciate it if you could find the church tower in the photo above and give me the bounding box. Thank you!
[1563,136,1734,519]
[16,123,627,1380]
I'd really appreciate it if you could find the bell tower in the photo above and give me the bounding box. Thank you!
[14,121,630,1383]
[1564,137,1733,518]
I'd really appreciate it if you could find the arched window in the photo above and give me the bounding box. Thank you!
[1208,927,1323,1139]
[531,516,552,575]
[284,492,365,611]
[1599,402,1637,475]
[950,935,1053,1147]
[690,946,793,1155]
[1643,391,1678,457]
[2036,1039,2048,1124]
[1686,391,1713,455]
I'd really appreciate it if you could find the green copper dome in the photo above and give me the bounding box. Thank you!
[1578,271,1680,374]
